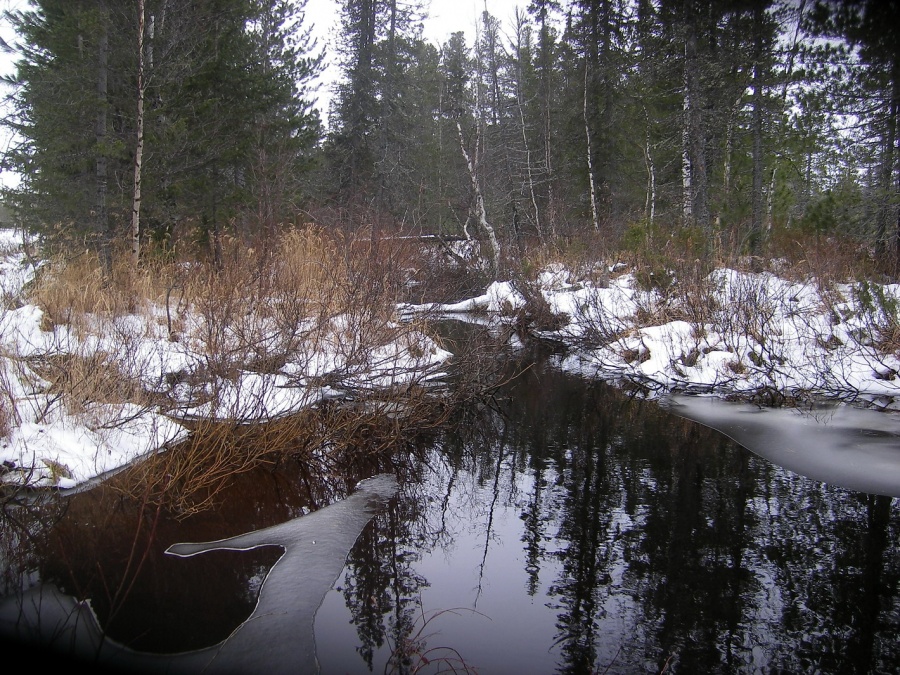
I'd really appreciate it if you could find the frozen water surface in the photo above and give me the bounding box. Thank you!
[665,395,900,497]
[0,474,398,673]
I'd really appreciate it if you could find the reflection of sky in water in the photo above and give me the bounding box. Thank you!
[666,395,900,497]
[317,368,900,674]
[316,458,567,674]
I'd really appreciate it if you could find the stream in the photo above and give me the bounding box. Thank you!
[1,339,899,674]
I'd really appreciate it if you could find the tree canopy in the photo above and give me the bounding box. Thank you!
[1,0,898,274]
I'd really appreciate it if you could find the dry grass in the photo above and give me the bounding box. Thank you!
[10,224,452,508]
[29,248,175,332]
[766,228,881,284]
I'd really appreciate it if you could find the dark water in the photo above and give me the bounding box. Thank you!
[314,360,900,674]
[2,350,899,673]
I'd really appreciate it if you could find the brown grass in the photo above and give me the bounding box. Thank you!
[14,224,452,508]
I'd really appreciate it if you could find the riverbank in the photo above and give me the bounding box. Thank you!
[0,228,450,489]
[404,260,900,409]
[3,226,899,491]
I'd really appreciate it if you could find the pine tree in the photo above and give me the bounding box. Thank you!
[2,0,323,262]
[326,0,431,218]
[807,0,900,272]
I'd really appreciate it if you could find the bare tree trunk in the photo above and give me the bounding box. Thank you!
[533,5,557,237]
[749,2,767,254]
[895,158,900,278]
[517,98,542,240]
[768,1,806,238]
[545,112,557,238]
[457,120,500,274]
[584,62,599,231]
[683,23,709,232]
[543,76,556,237]
[888,79,899,276]
[131,0,147,267]
[97,0,110,274]
[514,35,542,241]
[766,166,777,234]
[722,93,743,224]
[750,67,764,250]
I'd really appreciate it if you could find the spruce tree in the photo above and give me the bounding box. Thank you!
[2,0,323,260]
[808,0,900,272]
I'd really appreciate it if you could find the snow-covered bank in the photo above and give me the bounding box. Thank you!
[0,229,450,489]
[407,262,900,409]
[4,223,899,490]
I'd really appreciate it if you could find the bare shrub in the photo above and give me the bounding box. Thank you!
[385,602,482,675]
[850,282,900,356]
[124,386,449,518]
[2,222,459,502]
[767,229,879,285]
[121,419,284,517]
[712,271,789,376]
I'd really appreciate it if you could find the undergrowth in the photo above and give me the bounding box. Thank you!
[498,222,899,406]
[1,225,455,509]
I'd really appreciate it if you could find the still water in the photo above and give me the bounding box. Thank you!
[1,349,899,673]
[314,359,900,674]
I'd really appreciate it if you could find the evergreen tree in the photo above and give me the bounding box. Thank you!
[807,0,900,271]
[326,0,431,218]
[528,0,564,235]
[2,0,322,261]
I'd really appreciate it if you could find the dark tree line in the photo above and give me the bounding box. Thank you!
[2,0,899,273]
[1,0,322,266]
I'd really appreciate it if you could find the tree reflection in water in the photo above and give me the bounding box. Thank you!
[2,346,898,673]
[318,356,900,674]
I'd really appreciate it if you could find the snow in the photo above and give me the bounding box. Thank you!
[2,227,898,490]
[0,230,450,489]
[407,259,900,406]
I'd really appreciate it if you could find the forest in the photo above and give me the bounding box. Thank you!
[1,5,899,671]
[0,0,897,276]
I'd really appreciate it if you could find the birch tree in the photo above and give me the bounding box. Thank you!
[441,31,501,273]
[130,0,146,266]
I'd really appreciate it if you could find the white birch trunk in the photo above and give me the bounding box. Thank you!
[456,120,500,274]
[131,0,146,267]
[517,84,542,240]
[766,166,777,233]
[681,82,693,225]
[584,63,599,231]
[644,128,656,224]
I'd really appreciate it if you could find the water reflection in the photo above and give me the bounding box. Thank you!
[2,346,899,673]
[316,360,900,674]
[0,449,390,660]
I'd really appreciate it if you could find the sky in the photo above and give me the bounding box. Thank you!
[0,1,25,188]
